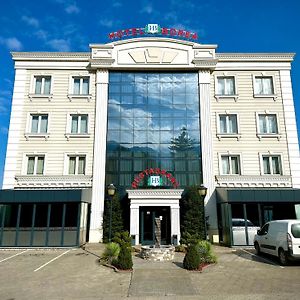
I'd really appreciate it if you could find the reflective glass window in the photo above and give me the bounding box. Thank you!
[106,72,202,191]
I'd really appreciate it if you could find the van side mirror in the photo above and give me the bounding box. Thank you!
[257,229,261,235]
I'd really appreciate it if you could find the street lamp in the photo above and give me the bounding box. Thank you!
[107,183,116,243]
[198,184,208,240]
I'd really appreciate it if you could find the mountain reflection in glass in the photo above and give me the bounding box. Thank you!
[106,72,202,190]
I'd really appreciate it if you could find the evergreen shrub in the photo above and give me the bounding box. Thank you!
[183,243,201,270]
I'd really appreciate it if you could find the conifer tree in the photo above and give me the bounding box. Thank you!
[169,127,195,153]
[102,192,124,243]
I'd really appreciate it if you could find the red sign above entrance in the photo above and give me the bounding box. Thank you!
[108,24,198,41]
[131,168,179,189]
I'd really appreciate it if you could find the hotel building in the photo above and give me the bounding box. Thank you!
[1,34,300,247]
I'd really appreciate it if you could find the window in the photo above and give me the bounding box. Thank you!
[30,114,48,133]
[262,155,282,175]
[70,114,88,134]
[27,156,45,175]
[258,114,278,134]
[258,223,269,235]
[219,114,238,134]
[221,155,241,175]
[254,76,274,95]
[217,76,236,95]
[34,76,51,95]
[73,77,89,95]
[68,155,86,175]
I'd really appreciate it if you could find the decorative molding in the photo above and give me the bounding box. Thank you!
[128,48,179,64]
[28,94,53,101]
[216,53,295,62]
[214,95,239,102]
[15,175,92,188]
[64,133,91,141]
[127,189,184,199]
[253,94,278,101]
[256,134,281,141]
[24,133,50,141]
[216,134,241,141]
[89,59,115,68]
[192,58,218,69]
[67,94,92,102]
[12,52,90,61]
[215,175,292,188]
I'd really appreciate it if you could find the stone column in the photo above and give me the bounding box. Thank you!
[89,69,109,242]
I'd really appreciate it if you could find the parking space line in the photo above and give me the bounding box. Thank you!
[34,249,71,272]
[240,248,284,269]
[0,250,29,263]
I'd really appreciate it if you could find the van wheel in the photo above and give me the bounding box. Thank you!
[254,242,261,255]
[278,249,288,266]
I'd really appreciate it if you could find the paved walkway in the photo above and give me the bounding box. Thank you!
[129,252,196,297]
[1,244,300,299]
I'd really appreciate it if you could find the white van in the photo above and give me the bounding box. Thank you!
[253,220,300,265]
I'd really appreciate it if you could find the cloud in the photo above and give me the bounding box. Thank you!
[99,19,114,28]
[47,39,70,51]
[35,29,48,41]
[65,3,80,14]
[112,2,122,8]
[55,0,80,14]
[0,36,22,51]
[140,4,153,14]
[0,126,8,135]
[0,96,8,115]
[22,16,39,27]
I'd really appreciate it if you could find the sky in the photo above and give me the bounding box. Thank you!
[0,0,300,186]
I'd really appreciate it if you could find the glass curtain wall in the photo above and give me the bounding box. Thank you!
[106,72,202,192]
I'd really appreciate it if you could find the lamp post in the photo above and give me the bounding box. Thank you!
[107,183,116,243]
[198,184,208,240]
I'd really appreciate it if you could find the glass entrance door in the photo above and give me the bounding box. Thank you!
[140,207,170,245]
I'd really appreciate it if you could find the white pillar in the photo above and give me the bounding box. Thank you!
[89,69,109,242]
[2,69,27,189]
[198,70,218,233]
[170,204,180,245]
[130,205,139,245]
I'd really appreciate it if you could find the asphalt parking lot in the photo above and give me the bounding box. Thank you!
[0,245,300,300]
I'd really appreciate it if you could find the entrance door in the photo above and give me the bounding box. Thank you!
[140,207,170,245]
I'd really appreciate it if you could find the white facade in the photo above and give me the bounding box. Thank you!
[3,37,300,245]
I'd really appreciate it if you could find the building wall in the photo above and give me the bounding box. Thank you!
[2,39,300,243]
[211,70,292,187]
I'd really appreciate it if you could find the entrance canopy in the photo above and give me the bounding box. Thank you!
[127,189,183,245]
[217,188,300,203]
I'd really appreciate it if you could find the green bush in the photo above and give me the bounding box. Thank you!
[113,231,131,247]
[180,232,200,246]
[180,186,205,240]
[183,243,201,270]
[175,244,186,253]
[112,243,133,270]
[196,240,217,264]
[101,242,120,264]
[112,231,133,270]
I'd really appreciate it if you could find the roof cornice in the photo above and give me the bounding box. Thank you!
[11,52,90,61]
[216,53,295,62]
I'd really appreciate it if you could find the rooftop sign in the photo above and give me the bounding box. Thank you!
[108,24,198,41]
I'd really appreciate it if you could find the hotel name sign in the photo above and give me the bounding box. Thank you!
[131,168,179,189]
[108,24,198,41]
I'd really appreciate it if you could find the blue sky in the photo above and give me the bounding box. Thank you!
[0,0,300,186]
